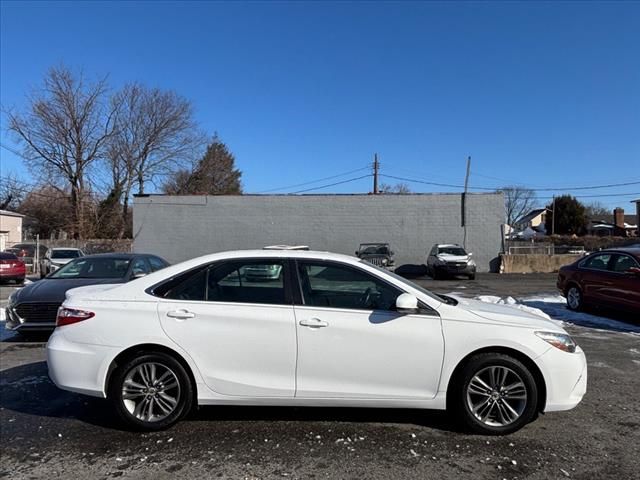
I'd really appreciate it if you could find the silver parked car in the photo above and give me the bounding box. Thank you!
[40,248,84,278]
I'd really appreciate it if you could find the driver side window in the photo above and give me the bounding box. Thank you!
[298,261,401,311]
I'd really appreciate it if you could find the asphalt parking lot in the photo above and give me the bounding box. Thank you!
[1,274,639,479]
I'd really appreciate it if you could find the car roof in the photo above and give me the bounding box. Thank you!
[359,242,389,245]
[49,247,82,251]
[599,247,640,259]
[436,244,463,248]
[79,252,146,259]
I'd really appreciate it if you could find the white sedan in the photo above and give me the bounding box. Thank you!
[47,249,587,434]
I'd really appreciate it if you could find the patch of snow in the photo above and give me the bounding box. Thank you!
[474,294,640,334]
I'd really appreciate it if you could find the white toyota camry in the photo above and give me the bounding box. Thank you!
[47,249,587,434]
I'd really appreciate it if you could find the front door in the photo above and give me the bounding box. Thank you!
[157,259,297,397]
[293,260,444,400]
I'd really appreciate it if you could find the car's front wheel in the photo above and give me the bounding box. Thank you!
[110,352,193,431]
[566,285,583,311]
[449,353,538,435]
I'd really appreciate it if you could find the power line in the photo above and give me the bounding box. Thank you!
[380,173,640,193]
[256,167,370,193]
[292,174,372,194]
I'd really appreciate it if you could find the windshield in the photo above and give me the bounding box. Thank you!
[362,261,444,303]
[50,257,131,279]
[51,249,82,259]
[359,244,390,255]
[438,246,467,256]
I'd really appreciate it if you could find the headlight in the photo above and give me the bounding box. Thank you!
[535,331,577,353]
[467,259,476,266]
[382,258,388,265]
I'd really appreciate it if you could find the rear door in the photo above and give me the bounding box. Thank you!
[157,258,297,397]
[607,254,640,311]
[293,260,444,400]
[578,253,615,304]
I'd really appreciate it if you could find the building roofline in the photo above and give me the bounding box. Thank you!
[0,209,25,218]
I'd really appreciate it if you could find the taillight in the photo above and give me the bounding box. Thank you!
[56,307,95,327]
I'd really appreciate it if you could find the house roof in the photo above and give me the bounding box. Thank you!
[514,208,548,225]
[0,209,25,218]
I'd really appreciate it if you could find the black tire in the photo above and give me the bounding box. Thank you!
[566,285,583,311]
[448,353,539,435]
[109,352,193,431]
[468,274,476,280]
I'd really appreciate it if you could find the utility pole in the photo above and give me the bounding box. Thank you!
[552,195,556,235]
[373,153,379,194]
[462,156,471,248]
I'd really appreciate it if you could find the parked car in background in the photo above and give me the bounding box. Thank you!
[355,242,395,268]
[47,249,586,434]
[40,248,84,278]
[426,244,476,280]
[8,243,48,269]
[0,252,26,284]
[5,253,169,334]
[557,247,640,314]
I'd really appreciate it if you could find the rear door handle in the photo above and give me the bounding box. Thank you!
[299,318,329,328]
[166,309,195,320]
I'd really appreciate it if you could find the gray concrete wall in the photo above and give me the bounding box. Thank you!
[133,193,505,272]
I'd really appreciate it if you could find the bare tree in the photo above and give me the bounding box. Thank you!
[502,186,538,228]
[379,182,411,194]
[584,201,610,219]
[0,174,26,210]
[162,135,242,195]
[4,65,116,238]
[107,83,201,236]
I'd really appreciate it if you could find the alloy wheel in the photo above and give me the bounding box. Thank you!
[121,362,181,423]
[567,287,581,310]
[466,366,528,427]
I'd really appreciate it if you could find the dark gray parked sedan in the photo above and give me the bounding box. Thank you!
[5,253,168,334]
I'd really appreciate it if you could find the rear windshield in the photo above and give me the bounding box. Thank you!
[51,249,82,259]
[0,252,18,260]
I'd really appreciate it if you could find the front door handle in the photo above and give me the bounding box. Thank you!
[299,318,329,328]
[166,309,195,320]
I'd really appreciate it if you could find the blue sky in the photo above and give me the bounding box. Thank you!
[1,1,639,209]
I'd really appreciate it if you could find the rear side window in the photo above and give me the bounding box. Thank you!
[611,254,639,273]
[0,252,18,260]
[581,253,612,271]
[149,256,168,271]
[207,261,287,305]
[154,260,288,305]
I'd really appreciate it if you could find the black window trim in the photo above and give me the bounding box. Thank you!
[292,258,438,316]
[146,257,295,306]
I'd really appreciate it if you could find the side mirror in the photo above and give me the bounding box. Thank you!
[396,293,419,314]
[132,271,147,279]
[468,252,473,257]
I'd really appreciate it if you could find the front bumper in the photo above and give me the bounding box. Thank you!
[537,345,587,412]
[436,264,476,276]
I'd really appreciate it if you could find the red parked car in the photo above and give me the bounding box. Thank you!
[0,252,26,284]
[557,247,640,314]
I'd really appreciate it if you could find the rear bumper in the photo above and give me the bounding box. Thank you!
[537,346,587,412]
[47,330,118,398]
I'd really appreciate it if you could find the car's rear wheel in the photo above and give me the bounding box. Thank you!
[566,286,583,311]
[109,352,193,431]
[449,353,538,435]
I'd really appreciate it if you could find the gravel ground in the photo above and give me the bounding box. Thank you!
[1,274,639,479]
